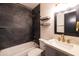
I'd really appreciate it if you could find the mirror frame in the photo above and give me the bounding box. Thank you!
[54,13,64,34]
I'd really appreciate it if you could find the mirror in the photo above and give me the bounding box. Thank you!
[54,9,79,37]
[54,12,64,34]
[64,11,79,36]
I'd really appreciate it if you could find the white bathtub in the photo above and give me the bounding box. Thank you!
[0,41,38,56]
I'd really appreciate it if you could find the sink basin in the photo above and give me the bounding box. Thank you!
[48,39,74,50]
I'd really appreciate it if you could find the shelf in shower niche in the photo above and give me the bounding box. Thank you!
[40,16,50,21]
[40,22,50,26]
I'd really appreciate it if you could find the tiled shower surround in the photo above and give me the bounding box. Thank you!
[0,3,33,50]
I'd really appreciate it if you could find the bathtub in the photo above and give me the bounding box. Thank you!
[0,41,39,56]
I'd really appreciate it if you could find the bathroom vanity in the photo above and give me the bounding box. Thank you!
[45,44,69,56]
[39,39,79,56]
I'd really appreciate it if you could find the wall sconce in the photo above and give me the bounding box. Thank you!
[76,21,79,31]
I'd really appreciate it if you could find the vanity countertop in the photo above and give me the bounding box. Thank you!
[39,38,79,56]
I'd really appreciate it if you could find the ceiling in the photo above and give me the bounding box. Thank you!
[21,3,39,10]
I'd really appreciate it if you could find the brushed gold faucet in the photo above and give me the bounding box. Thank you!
[57,34,70,43]
[57,34,65,42]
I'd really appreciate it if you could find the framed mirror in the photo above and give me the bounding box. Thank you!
[64,11,78,36]
[54,9,79,37]
[54,12,64,34]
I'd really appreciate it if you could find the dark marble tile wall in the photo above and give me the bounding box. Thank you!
[32,4,40,44]
[0,3,33,50]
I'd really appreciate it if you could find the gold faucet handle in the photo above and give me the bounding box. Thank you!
[66,39,70,43]
[61,34,65,42]
[57,37,61,41]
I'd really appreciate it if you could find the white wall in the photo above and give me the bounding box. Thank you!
[40,3,79,44]
[40,3,56,39]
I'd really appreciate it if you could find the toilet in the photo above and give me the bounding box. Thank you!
[27,48,43,56]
